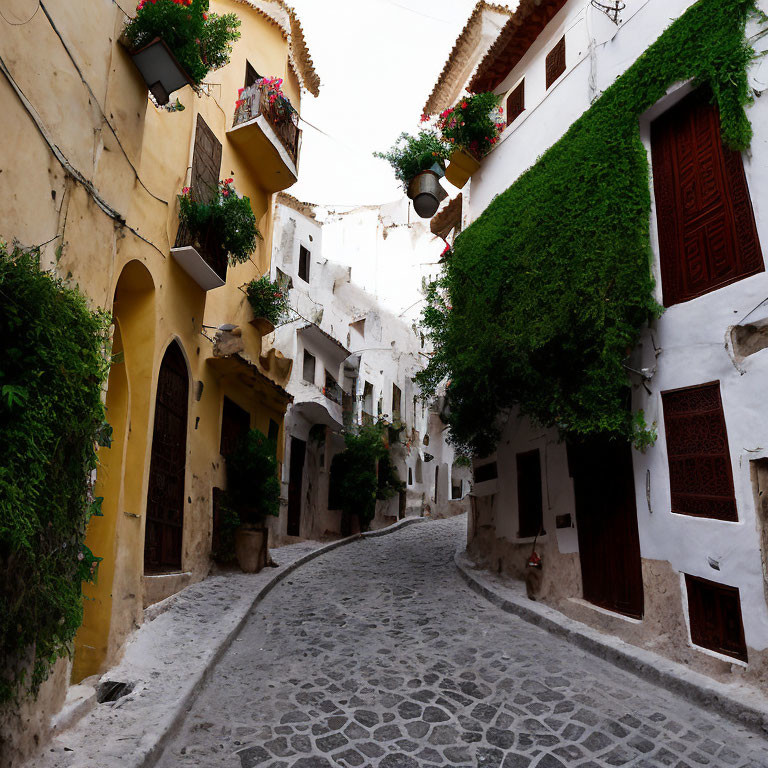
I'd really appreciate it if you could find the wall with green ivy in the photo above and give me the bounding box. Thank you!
[0,244,110,703]
[416,0,759,456]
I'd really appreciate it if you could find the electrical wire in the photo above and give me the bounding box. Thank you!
[0,0,40,25]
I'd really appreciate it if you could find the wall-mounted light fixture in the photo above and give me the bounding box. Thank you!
[590,0,624,24]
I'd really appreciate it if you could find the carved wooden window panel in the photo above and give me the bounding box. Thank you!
[545,36,566,89]
[685,574,748,662]
[506,80,525,125]
[651,88,763,307]
[661,381,737,521]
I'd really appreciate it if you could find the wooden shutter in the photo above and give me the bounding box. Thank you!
[545,36,565,89]
[506,80,525,125]
[651,89,763,307]
[517,449,543,538]
[190,114,222,205]
[686,574,747,662]
[661,382,737,521]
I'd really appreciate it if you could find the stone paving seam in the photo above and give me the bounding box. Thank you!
[142,516,427,768]
[454,545,768,739]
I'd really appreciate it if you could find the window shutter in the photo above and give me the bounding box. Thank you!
[545,37,566,89]
[685,574,747,661]
[661,382,737,521]
[651,89,763,306]
[506,80,525,125]
[191,114,222,205]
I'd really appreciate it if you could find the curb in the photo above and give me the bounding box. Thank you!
[454,548,768,737]
[141,515,427,768]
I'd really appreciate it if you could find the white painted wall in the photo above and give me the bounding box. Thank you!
[459,0,768,655]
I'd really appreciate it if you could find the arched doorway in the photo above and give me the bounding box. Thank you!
[144,341,189,573]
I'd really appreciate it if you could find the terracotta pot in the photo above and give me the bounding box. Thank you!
[406,170,448,219]
[444,148,481,189]
[234,526,268,573]
[249,317,276,336]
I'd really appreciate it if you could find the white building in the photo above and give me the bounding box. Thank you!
[425,0,768,686]
[266,194,469,543]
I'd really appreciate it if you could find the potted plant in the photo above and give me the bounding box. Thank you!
[224,429,280,573]
[374,131,449,219]
[245,275,289,334]
[436,92,505,188]
[174,178,262,287]
[123,0,240,105]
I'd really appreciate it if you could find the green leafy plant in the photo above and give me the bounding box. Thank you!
[0,243,110,703]
[225,429,280,526]
[246,275,288,325]
[124,0,241,85]
[374,131,449,189]
[329,420,404,530]
[435,92,505,159]
[416,0,760,456]
[178,178,261,265]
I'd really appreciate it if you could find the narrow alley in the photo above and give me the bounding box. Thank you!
[155,517,768,768]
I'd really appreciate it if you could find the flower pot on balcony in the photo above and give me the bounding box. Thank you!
[234,525,268,573]
[249,317,276,336]
[444,148,481,189]
[172,221,228,291]
[127,37,194,106]
[407,170,448,219]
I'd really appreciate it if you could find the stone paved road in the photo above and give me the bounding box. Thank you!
[157,516,768,768]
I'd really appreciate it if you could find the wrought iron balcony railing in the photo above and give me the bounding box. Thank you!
[233,83,301,166]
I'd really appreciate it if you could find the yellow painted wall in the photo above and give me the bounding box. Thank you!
[0,0,304,692]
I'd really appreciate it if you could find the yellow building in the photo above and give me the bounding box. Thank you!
[0,0,319,702]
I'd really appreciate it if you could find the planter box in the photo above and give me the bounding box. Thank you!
[445,148,481,189]
[234,527,268,573]
[249,317,276,336]
[407,170,447,219]
[128,37,194,105]
[172,222,228,291]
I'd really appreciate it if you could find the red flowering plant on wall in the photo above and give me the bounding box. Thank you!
[178,178,262,265]
[436,92,505,159]
[235,76,297,125]
[245,275,289,326]
[124,0,240,85]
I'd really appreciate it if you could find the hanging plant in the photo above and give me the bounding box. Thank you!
[374,131,449,189]
[178,178,261,265]
[435,91,505,159]
[124,0,241,85]
[245,275,289,326]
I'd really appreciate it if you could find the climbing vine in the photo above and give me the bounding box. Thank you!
[416,0,761,456]
[0,244,110,703]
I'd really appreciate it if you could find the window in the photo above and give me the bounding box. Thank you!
[686,575,747,662]
[268,419,279,444]
[392,384,402,420]
[651,88,763,306]
[220,397,250,456]
[324,370,341,404]
[298,245,310,282]
[516,450,543,538]
[474,462,498,484]
[661,382,737,521]
[545,36,566,89]
[451,482,462,500]
[245,60,261,87]
[506,80,525,125]
[362,381,374,425]
[408,467,413,486]
[302,350,316,384]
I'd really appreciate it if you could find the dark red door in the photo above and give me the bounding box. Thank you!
[569,437,644,619]
[651,88,763,306]
[144,342,189,573]
[287,437,306,537]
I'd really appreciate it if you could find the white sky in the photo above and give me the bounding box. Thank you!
[287,0,481,207]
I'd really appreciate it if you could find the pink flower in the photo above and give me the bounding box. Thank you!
[222,189,229,196]
[182,186,190,194]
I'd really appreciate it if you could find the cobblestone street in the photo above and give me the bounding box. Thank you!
[156,517,768,768]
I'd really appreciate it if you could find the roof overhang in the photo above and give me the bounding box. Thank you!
[470,0,568,93]
[207,353,293,410]
[291,400,343,430]
[298,323,350,368]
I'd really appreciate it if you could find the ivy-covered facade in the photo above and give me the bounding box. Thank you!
[422,0,768,685]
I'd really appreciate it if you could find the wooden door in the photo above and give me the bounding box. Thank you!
[287,437,306,537]
[144,342,188,573]
[651,88,763,306]
[569,437,644,618]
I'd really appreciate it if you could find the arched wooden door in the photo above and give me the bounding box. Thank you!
[144,341,189,573]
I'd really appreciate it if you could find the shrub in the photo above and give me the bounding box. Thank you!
[416,0,759,456]
[178,179,261,265]
[246,276,288,325]
[374,131,449,189]
[0,244,110,703]
[225,429,280,526]
[435,92,505,159]
[124,0,240,85]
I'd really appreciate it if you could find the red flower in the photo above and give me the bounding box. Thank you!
[202,11,208,19]
[222,189,229,197]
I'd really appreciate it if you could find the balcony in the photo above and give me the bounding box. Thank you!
[171,222,227,291]
[228,83,302,193]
